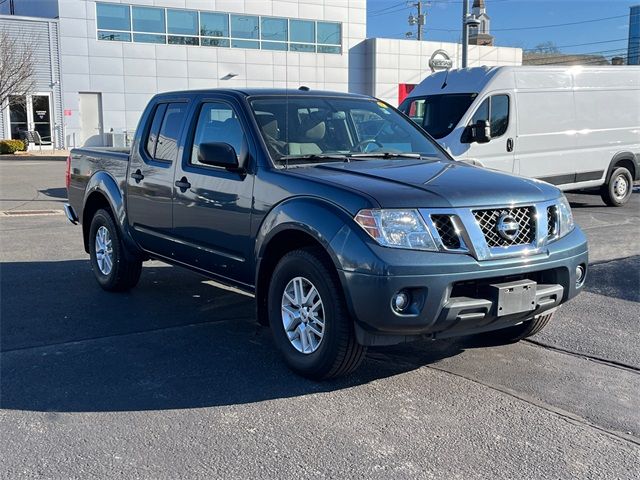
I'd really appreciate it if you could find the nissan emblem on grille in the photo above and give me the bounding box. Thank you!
[496,214,520,241]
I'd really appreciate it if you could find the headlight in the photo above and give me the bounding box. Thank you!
[557,195,575,238]
[354,209,437,251]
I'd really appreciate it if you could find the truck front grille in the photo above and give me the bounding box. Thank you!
[431,214,461,249]
[547,205,558,238]
[473,206,535,248]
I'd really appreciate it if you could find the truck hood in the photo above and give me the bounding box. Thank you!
[287,158,560,209]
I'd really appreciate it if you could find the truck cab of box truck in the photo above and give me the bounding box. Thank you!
[399,66,640,206]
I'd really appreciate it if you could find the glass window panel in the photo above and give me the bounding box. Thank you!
[201,37,230,48]
[261,17,287,41]
[200,12,228,37]
[167,9,198,35]
[290,19,314,43]
[470,98,489,124]
[317,22,341,45]
[155,103,188,162]
[231,15,259,39]
[191,103,246,166]
[168,35,199,46]
[96,3,130,31]
[290,43,315,53]
[146,104,167,158]
[262,41,288,51]
[231,39,259,49]
[133,33,166,44]
[490,95,509,137]
[317,45,341,54]
[98,31,131,42]
[132,6,165,33]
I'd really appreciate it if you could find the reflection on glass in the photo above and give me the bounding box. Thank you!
[317,45,340,54]
[97,3,130,31]
[262,41,288,51]
[9,96,27,140]
[32,95,52,143]
[231,39,260,49]
[290,19,314,43]
[167,9,198,35]
[200,12,229,37]
[98,31,132,42]
[290,43,315,52]
[168,35,199,46]
[201,37,230,47]
[133,33,166,44]
[132,6,165,33]
[317,22,341,45]
[231,15,259,39]
[261,17,287,41]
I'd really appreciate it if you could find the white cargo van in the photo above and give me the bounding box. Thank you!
[399,66,640,206]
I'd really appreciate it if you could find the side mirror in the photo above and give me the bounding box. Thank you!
[197,142,242,170]
[472,119,491,144]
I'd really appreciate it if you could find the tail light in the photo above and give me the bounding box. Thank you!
[65,154,71,190]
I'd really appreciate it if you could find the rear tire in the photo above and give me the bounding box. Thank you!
[268,247,367,379]
[601,166,633,207]
[475,311,555,345]
[89,208,142,292]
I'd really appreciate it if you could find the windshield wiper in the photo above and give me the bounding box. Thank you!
[347,152,422,159]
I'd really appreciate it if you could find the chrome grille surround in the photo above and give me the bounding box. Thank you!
[472,206,535,248]
[419,199,562,261]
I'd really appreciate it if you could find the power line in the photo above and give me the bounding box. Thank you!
[368,1,406,15]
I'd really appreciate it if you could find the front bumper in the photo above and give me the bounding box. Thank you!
[336,226,588,346]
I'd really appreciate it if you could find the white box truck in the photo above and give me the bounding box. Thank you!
[399,66,640,206]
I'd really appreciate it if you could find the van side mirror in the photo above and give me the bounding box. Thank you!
[472,120,491,144]
[197,142,242,170]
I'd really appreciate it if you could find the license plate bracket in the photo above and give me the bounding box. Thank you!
[489,280,537,317]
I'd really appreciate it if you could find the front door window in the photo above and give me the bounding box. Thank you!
[31,95,52,143]
[6,94,53,145]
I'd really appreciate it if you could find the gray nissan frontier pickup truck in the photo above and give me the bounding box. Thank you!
[65,88,588,379]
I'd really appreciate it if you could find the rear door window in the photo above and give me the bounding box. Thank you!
[154,103,188,162]
[145,103,167,158]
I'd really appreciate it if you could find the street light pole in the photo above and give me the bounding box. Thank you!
[461,0,469,68]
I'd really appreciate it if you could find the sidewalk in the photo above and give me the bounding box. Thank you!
[0,150,69,161]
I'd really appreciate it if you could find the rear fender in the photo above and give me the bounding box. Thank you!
[83,171,140,257]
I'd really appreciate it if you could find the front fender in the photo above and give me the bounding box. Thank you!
[255,196,356,269]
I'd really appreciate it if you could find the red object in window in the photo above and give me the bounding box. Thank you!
[65,155,71,190]
[398,84,416,105]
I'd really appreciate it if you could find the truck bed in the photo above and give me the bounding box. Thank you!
[67,147,131,224]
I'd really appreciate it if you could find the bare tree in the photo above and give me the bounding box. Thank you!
[0,29,36,109]
[529,41,561,55]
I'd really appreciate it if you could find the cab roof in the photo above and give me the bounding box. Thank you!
[155,88,372,100]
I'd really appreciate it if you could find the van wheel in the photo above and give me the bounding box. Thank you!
[89,209,142,292]
[476,311,555,345]
[601,166,633,207]
[268,248,367,380]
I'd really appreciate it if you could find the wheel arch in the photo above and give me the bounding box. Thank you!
[81,171,139,257]
[254,197,358,326]
[606,152,638,183]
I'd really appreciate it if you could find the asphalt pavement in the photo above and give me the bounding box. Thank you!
[1,158,639,479]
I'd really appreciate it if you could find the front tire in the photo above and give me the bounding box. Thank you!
[268,248,366,379]
[89,209,142,292]
[476,311,555,345]
[601,166,633,207]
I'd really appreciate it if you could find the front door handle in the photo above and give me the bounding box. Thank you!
[175,177,191,191]
[131,169,144,182]
[506,138,514,152]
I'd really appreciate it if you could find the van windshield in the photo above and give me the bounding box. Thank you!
[399,93,477,139]
[249,96,445,164]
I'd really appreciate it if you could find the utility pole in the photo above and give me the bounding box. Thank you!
[461,0,469,68]
[408,2,426,41]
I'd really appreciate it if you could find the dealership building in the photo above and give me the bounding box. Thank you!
[0,0,522,149]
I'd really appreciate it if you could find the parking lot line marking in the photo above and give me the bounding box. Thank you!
[0,210,64,217]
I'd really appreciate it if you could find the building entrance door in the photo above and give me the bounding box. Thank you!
[79,93,104,146]
[7,94,54,146]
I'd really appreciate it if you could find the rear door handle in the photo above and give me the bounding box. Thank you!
[506,138,514,152]
[175,177,191,191]
[131,169,144,182]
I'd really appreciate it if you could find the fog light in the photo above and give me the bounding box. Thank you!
[576,264,586,286]
[393,291,410,312]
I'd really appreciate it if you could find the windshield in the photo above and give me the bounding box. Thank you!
[399,93,477,139]
[249,96,445,164]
